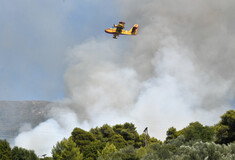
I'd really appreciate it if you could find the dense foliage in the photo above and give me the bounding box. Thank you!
[0,109,234,160]
[215,110,235,144]
[0,139,12,160]
[12,146,38,160]
[52,138,83,160]
[0,139,38,160]
[142,137,235,160]
[57,110,235,159]
[167,121,215,143]
[70,122,154,159]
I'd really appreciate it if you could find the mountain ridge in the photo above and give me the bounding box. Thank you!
[0,100,52,142]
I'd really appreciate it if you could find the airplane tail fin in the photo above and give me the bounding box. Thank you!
[130,24,138,35]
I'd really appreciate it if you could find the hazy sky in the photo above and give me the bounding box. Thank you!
[0,0,118,101]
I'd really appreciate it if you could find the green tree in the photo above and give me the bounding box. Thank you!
[108,134,127,149]
[171,141,233,160]
[0,139,12,160]
[143,143,172,160]
[149,137,162,144]
[90,124,115,142]
[98,143,117,160]
[142,141,235,160]
[99,124,115,139]
[110,145,138,160]
[215,110,235,144]
[112,124,123,135]
[90,127,103,141]
[71,128,96,151]
[166,135,185,148]
[136,146,147,159]
[113,123,139,147]
[12,146,38,160]
[82,141,105,160]
[52,138,83,160]
[166,127,178,142]
[113,123,138,141]
[182,122,214,142]
[139,134,161,147]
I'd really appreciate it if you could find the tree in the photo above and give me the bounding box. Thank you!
[136,147,147,159]
[71,128,96,151]
[143,143,172,160]
[98,143,117,160]
[108,134,127,149]
[172,141,234,160]
[113,123,138,140]
[142,141,235,160]
[12,146,38,160]
[52,138,83,160]
[215,110,235,144]
[90,127,103,141]
[110,145,138,160]
[139,134,161,148]
[166,135,185,148]
[82,141,105,159]
[166,127,178,142]
[99,124,115,139]
[113,123,139,146]
[182,122,214,142]
[0,139,12,160]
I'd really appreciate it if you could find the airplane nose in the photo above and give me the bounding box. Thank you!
[105,29,110,33]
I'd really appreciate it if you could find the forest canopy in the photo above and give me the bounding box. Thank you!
[0,110,234,160]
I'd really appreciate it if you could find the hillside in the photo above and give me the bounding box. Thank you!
[0,101,52,142]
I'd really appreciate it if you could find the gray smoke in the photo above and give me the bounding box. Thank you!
[14,0,235,155]
[65,0,235,138]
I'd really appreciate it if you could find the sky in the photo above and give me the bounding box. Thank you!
[0,0,119,101]
[1,0,235,156]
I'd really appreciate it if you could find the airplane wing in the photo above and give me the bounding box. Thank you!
[116,21,125,34]
[118,21,125,28]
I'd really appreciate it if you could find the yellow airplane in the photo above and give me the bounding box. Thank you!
[105,21,138,39]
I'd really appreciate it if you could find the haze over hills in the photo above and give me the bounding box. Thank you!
[0,101,51,143]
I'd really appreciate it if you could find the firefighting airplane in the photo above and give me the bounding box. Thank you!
[105,21,138,39]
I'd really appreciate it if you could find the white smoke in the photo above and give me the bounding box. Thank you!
[14,0,235,155]
[64,39,140,125]
[129,34,230,139]
[14,103,90,156]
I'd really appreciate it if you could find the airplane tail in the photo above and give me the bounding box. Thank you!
[130,24,138,35]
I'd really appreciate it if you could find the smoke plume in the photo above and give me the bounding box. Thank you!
[14,0,235,155]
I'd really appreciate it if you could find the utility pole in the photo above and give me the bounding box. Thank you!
[143,127,149,148]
